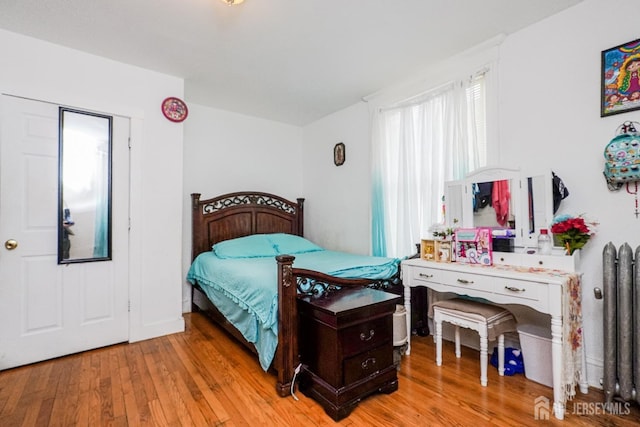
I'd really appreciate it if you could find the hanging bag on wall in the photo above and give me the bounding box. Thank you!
[603,121,640,191]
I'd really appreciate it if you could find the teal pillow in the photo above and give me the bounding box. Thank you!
[213,234,278,259]
[267,233,323,255]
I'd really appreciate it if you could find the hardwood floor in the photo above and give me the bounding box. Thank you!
[1,312,639,426]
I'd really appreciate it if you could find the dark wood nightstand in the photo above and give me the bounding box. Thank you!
[298,287,401,421]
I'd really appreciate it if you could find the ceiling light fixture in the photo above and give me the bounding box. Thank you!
[221,0,244,5]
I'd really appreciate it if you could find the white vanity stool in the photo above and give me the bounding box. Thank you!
[432,298,517,386]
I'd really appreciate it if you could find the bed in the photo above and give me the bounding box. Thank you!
[187,191,402,397]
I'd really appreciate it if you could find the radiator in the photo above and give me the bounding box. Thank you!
[602,242,640,404]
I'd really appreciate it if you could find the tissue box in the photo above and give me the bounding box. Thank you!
[455,228,493,265]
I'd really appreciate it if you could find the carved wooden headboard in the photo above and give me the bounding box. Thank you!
[190,192,305,261]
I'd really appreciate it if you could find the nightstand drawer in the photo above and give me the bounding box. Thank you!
[343,345,393,385]
[340,316,391,356]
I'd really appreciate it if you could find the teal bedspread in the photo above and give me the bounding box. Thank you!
[186,235,400,371]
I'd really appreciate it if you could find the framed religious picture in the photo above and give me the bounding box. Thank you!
[601,38,640,117]
[334,142,345,166]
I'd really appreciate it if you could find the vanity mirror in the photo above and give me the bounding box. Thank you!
[445,167,554,251]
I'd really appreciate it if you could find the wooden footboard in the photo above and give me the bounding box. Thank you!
[275,255,298,396]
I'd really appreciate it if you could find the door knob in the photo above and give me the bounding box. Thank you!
[5,239,18,250]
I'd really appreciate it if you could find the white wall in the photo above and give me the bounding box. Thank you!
[498,0,640,388]
[0,29,185,342]
[302,0,637,389]
[301,102,372,254]
[181,104,303,311]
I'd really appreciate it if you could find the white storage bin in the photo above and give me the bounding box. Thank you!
[517,323,553,388]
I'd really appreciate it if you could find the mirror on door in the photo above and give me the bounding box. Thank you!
[58,108,112,264]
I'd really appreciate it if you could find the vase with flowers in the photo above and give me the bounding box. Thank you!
[550,214,597,255]
[430,223,455,240]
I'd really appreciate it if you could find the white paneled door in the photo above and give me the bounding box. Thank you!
[0,95,129,369]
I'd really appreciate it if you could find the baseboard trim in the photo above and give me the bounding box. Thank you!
[129,316,185,343]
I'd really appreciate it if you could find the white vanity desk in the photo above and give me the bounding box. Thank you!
[402,251,587,420]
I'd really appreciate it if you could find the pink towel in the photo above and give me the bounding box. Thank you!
[492,180,510,226]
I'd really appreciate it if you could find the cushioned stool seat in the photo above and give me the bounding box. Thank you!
[432,298,517,386]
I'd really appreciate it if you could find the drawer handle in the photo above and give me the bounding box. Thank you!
[504,286,525,293]
[419,273,434,278]
[360,329,375,341]
[456,278,474,284]
[361,357,377,370]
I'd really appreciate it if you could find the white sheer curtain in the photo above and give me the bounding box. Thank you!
[371,75,486,257]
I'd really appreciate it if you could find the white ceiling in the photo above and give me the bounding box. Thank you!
[0,0,582,126]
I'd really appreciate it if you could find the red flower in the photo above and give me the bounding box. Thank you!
[551,218,588,234]
[550,215,596,255]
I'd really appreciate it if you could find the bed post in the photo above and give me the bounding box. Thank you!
[191,193,203,261]
[297,198,305,236]
[276,254,298,397]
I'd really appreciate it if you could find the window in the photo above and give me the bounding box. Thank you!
[467,75,487,167]
[371,72,488,257]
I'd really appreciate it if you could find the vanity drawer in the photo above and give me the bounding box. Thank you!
[411,267,444,285]
[493,278,544,302]
[437,269,495,294]
[412,266,494,294]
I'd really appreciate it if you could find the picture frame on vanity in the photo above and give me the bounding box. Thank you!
[435,240,452,263]
[601,38,640,117]
[334,142,345,166]
[420,239,436,261]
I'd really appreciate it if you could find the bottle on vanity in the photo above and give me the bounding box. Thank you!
[537,229,552,255]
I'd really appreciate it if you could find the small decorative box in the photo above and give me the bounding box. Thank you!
[435,240,453,263]
[455,228,493,265]
[420,239,436,261]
